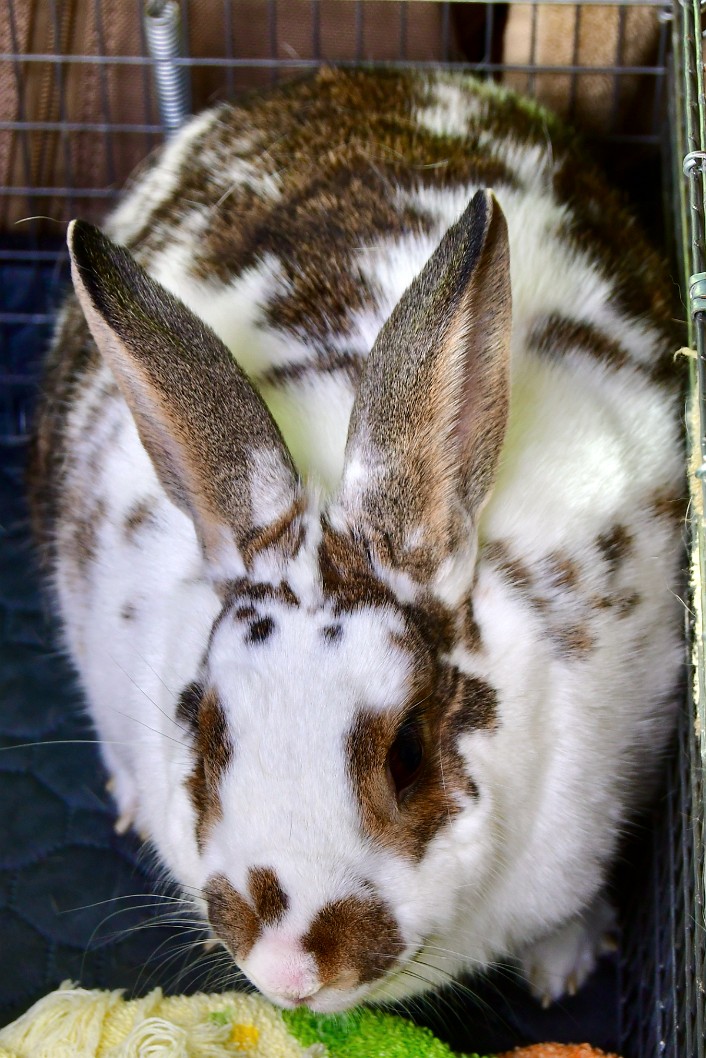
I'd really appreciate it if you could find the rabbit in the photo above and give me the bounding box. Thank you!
[29,67,684,1013]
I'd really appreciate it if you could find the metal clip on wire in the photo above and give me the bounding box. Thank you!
[144,0,192,138]
[689,272,706,316]
[683,150,706,176]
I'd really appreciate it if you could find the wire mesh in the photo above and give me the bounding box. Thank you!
[0,2,703,1055]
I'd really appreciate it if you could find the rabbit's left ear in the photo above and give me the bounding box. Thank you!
[68,221,302,584]
[334,190,512,596]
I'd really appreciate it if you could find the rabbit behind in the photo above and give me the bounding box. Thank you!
[29,69,684,1011]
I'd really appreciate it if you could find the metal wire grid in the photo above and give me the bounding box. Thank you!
[0,0,672,225]
[0,0,674,452]
[616,4,706,1053]
[617,695,706,1055]
[1,2,704,1054]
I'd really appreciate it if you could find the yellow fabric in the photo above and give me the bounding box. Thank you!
[0,983,315,1058]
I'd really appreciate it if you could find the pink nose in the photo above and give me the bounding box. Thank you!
[243,934,321,1004]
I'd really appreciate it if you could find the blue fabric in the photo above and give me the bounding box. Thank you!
[0,244,618,1049]
[0,250,183,1024]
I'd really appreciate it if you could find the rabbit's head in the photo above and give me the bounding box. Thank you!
[68,189,511,1011]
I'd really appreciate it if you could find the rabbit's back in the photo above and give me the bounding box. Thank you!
[32,69,680,525]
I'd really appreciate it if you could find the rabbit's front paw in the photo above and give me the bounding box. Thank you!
[105,771,139,835]
[519,897,617,1006]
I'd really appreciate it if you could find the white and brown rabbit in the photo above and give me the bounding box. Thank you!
[29,69,684,1011]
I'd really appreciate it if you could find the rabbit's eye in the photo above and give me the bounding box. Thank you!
[387,718,425,801]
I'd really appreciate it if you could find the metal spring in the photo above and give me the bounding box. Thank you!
[144,0,192,137]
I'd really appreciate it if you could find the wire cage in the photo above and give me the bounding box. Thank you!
[0,1,704,1056]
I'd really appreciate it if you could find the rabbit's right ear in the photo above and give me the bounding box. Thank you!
[68,221,302,584]
[334,191,512,601]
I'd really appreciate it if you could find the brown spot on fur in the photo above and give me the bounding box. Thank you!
[552,149,683,378]
[543,552,580,591]
[482,540,549,614]
[529,314,631,374]
[322,623,343,643]
[27,297,103,565]
[462,600,483,652]
[451,671,498,731]
[185,688,234,850]
[482,540,532,591]
[241,497,306,571]
[347,665,496,860]
[225,579,300,611]
[302,891,403,987]
[597,524,633,574]
[591,590,641,617]
[257,349,364,391]
[124,497,157,541]
[177,680,204,729]
[248,866,289,925]
[550,624,596,659]
[120,603,136,621]
[132,70,516,349]
[615,591,641,617]
[647,488,685,523]
[246,617,276,644]
[319,526,399,616]
[70,498,107,575]
[319,526,457,660]
[205,874,260,959]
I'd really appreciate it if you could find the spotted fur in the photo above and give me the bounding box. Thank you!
[29,69,684,1014]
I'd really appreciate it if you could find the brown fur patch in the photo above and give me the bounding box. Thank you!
[482,540,548,614]
[591,590,641,618]
[529,314,632,374]
[302,891,403,987]
[543,552,580,591]
[597,524,633,574]
[185,688,234,850]
[615,591,641,617]
[550,624,596,659]
[462,600,483,652]
[120,602,136,621]
[27,297,102,564]
[248,866,289,926]
[552,148,683,378]
[69,498,107,575]
[647,488,685,523]
[205,874,260,959]
[225,579,300,612]
[124,497,157,541]
[176,680,204,729]
[128,70,516,352]
[319,527,457,661]
[257,349,363,391]
[205,869,288,961]
[245,617,276,644]
[241,498,306,571]
[482,540,604,659]
[319,526,399,615]
[347,665,496,860]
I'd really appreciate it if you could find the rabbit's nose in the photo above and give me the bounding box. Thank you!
[243,933,321,1005]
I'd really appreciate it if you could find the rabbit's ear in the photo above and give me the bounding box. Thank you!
[335,191,511,596]
[68,221,301,583]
